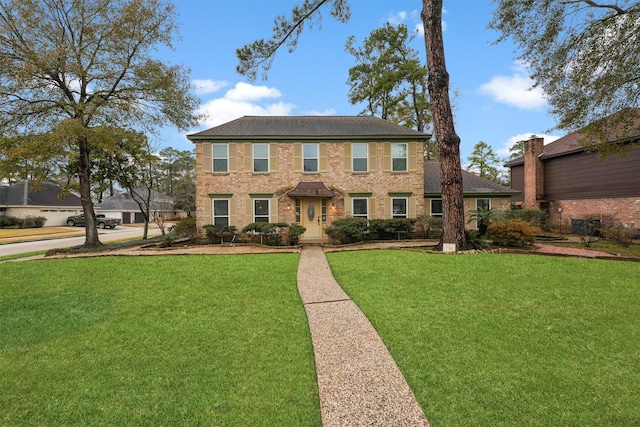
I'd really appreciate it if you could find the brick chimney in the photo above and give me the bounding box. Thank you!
[523,137,544,209]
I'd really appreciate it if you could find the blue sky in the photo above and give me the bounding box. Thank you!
[158,0,562,162]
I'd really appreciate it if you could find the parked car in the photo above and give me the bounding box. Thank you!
[66,214,121,229]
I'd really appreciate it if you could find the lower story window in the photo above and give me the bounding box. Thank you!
[430,199,443,217]
[352,198,368,218]
[476,198,491,211]
[213,199,229,227]
[254,199,270,222]
[392,198,408,218]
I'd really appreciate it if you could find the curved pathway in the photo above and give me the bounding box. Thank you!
[297,246,430,426]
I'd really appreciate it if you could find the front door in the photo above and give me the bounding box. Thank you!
[301,198,324,238]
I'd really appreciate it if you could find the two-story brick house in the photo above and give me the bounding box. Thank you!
[187,116,429,241]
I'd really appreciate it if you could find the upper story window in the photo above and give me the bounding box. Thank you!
[212,199,230,227]
[303,144,319,172]
[254,199,270,222]
[431,199,443,217]
[392,197,408,218]
[352,198,369,218]
[392,143,408,172]
[352,143,368,172]
[253,144,269,173]
[212,144,228,173]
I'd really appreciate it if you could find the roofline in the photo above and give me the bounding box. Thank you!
[187,134,432,143]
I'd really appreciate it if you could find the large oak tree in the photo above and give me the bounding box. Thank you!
[237,0,466,249]
[0,0,200,246]
[490,0,640,151]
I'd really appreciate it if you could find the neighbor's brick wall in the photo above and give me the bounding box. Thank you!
[548,197,640,230]
[195,141,424,229]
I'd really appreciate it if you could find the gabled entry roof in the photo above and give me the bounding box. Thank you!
[188,116,431,141]
[287,182,335,198]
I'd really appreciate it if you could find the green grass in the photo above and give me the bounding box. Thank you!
[0,255,320,426]
[326,250,640,427]
[0,250,46,261]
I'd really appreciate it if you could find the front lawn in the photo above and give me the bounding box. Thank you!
[0,255,320,426]
[327,250,640,427]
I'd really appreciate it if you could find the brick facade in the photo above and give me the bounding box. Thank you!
[548,198,640,230]
[523,137,544,209]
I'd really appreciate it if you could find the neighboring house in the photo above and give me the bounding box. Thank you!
[423,160,519,228]
[96,189,185,224]
[188,115,520,242]
[0,180,82,226]
[506,111,640,230]
[188,116,428,241]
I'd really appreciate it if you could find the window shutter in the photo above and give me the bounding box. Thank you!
[409,142,418,172]
[270,197,278,222]
[270,144,278,172]
[294,144,302,172]
[244,198,252,224]
[383,143,391,172]
[369,142,377,172]
[383,197,391,218]
[202,143,212,173]
[203,197,212,225]
[319,143,327,172]
[344,196,352,216]
[409,197,417,218]
[344,143,352,172]
[229,143,237,172]
[369,197,376,219]
[244,144,252,172]
[230,198,237,226]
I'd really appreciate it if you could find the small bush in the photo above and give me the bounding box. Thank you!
[288,224,306,245]
[504,208,548,230]
[464,230,488,250]
[0,216,19,228]
[170,217,198,241]
[486,219,540,247]
[603,223,634,247]
[202,224,237,244]
[241,222,289,246]
[324,217,369,244]
[368,218,416,240]
[415,215,442,239]
[0,216,47,229]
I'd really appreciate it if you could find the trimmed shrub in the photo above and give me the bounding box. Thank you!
[414,215,442,239]
[504,208,548,230]
[202,224,237,244]
[288,224,306,245]
[170,217,198,241]
[368,218,416,240]
[0,216,47,229]
[241,222,289,246]
[486,219,540,247]
[324,217,369,244]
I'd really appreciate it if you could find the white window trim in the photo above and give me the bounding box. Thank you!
[391,143,408,172]
[253,198,270,223]
[476,198,491,210]
[303,143,319,173]
[352,197,369,219]
[352,143,368,173]
[391,197,408,218]
[253,143,269,173]
[212,143,228,173]
[212,199,230,226]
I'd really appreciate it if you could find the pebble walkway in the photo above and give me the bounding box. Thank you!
[297,246,430,427]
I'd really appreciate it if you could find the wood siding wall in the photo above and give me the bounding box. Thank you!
[510,165,524,202]
[544,148,640,200]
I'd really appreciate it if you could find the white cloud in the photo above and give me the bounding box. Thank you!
[196,82,295,128]
[496,133,562,157]
[387,11,407,25]
[479,63,547,110]
[192,79,229,95]
[304,108,337,116]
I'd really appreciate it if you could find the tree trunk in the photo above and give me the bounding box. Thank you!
[422,0,466,250]
[78,135,101,246]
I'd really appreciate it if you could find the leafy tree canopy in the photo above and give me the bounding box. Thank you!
[490,0,640,149]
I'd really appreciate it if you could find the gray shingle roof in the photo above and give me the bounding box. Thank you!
[96,189,174,212]
[0,180,82,207]
[424,161,519,196]
[188,116,431,141]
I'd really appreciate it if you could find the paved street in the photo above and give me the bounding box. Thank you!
[0,226,162,257]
